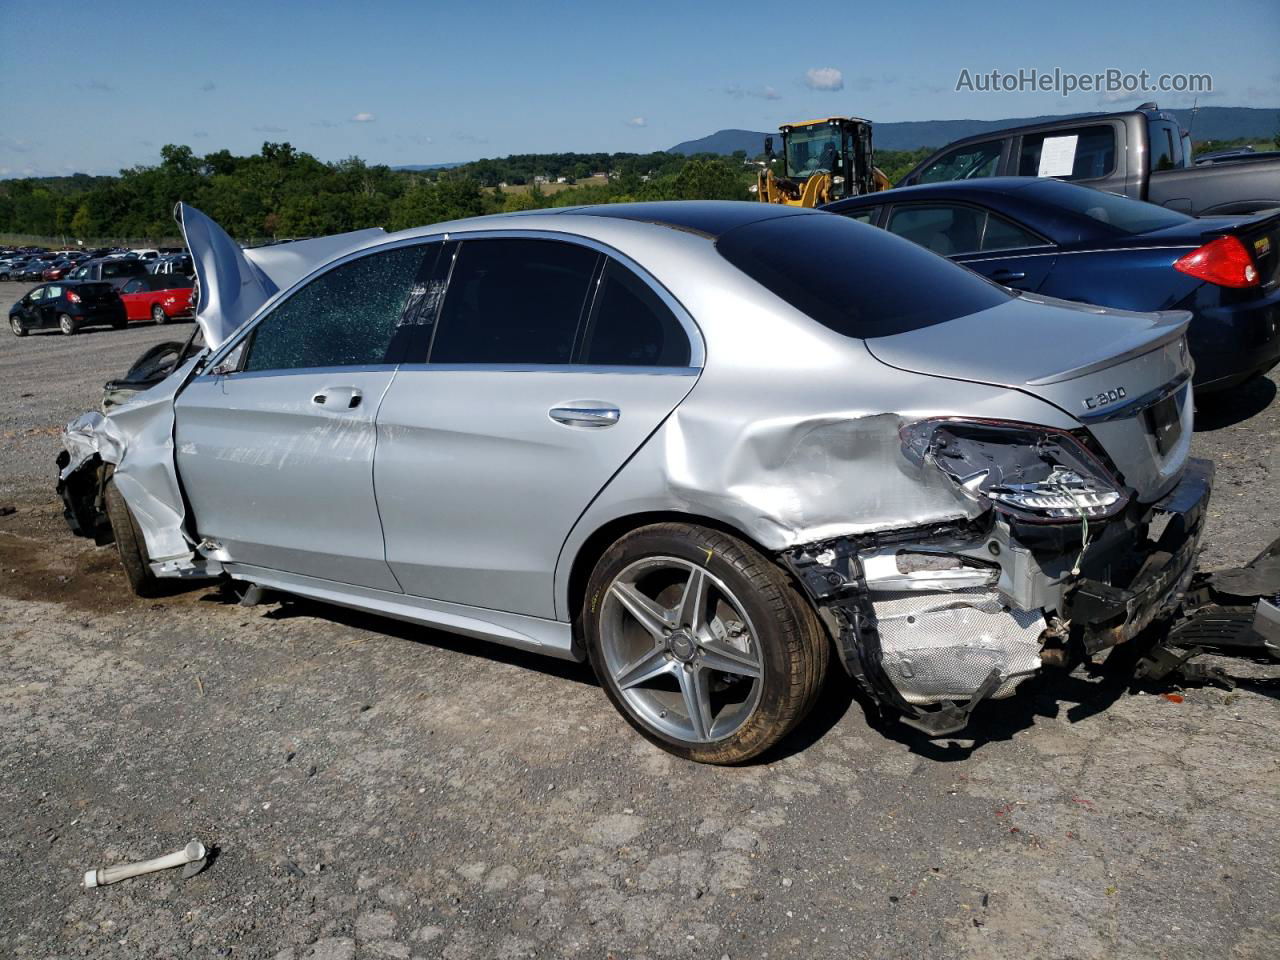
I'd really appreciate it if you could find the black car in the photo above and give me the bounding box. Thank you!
[19,260,53,281]
[9,281,127,336]
[64,257,150,289]
[0,259,28,281]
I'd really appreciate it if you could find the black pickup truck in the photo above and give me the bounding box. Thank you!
[899,103,1280,216]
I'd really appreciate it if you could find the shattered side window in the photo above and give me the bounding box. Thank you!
[243,245,427,372]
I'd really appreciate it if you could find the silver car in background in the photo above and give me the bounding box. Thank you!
[59,200,1214,763]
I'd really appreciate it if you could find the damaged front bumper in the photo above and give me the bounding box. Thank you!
[783,458,1218,736]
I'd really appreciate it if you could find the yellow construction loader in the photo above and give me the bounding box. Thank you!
[755,116,892,206]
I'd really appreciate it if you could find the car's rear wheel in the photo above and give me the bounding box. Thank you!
[58,313,79,335]
[584,522,829,764]
[111,315,128,330]
[10,315,27,337]
[151,304,168,325]
[103,479,160,597]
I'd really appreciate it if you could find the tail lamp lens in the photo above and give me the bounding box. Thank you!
[65,290,81,303]
[1174,235,1260,288]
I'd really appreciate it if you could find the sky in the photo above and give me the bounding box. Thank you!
[1,0,1277,177]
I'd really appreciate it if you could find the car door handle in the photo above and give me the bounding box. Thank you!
[312,386,363,409]
[549,404,620,428]
[990,269,1027,283]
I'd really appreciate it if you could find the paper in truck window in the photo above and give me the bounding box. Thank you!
[1037,135,1078,177]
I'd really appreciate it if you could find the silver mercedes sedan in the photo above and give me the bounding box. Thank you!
[59,200,1209,763]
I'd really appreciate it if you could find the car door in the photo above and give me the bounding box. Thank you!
[374,235,701,619]
[41,285,63,325]
[21,286,47,327]
[173,242,430,590]
[950,209,1058,291]
[119,277,146,320]
[884,202,1058,291]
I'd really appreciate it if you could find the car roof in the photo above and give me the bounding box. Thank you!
[825,177,1041,210]
[913,105,1181,154]
[386,200,824,243]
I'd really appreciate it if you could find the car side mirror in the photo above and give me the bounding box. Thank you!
[208,342,245,377]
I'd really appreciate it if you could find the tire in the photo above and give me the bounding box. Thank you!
[58,313,79,335]
[111,315,128,330]
[583,522,829,764]
[104,479,160,597]
[10,315,26,337]
[151,304,168,325]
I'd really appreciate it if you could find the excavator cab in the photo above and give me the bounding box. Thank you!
[756,117,889,206]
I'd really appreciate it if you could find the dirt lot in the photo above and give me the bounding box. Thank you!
[0,279,1277,959]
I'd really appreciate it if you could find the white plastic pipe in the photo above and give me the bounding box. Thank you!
[83,839,206,888]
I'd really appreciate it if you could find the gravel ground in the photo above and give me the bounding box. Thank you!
[1,278,1277,959]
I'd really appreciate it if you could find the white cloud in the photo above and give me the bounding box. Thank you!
[351,112,376,123]
[626,116,647,127]
[726,84,781,101]
[804,67,844,91]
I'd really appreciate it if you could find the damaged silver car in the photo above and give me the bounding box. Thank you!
[57,201,1279,763]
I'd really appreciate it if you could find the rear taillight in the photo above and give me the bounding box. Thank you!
[65,290,81,304]
[1174,235,1260,288]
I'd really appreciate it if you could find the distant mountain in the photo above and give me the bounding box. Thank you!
[392,162,467,171]
[669,106,1280,155]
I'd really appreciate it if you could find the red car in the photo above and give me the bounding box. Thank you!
[41,259,78,281]
[118,274,196,324]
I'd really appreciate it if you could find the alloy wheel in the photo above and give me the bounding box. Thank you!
[152,305,167,324]
[59,314,76,335]
[599,556,764,744]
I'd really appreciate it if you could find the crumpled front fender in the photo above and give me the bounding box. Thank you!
[59,357,203,567]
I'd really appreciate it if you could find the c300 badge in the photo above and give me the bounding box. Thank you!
[1083,387,1127,411]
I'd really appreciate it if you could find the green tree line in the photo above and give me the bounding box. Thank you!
[0,142,935,242]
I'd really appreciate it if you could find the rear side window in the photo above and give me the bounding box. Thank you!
[242,245,426,372]
[582,259,690,367]
[717,214,1011,339]
[981,213,1044,251]
[122,279,144,294]
[1017,125,1116,180]
[917,141,1002,183]
[430,239,598,365]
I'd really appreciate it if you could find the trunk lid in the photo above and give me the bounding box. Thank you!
[864,294,1194,501]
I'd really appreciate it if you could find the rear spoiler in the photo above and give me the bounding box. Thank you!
[1024,309,1191,386]
[1197,207,1280,240]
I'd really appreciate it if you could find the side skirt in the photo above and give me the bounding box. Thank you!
[223,563,580,661]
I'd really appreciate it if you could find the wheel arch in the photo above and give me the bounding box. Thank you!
[562,509,780,632]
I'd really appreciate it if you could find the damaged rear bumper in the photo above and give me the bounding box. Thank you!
[782,459,1217,736]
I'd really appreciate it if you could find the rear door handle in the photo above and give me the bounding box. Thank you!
[549,404,620,428]
[990,269,1027,283]
[311,386,363,410]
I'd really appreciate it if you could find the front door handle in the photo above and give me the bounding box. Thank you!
[990,269,1027,283]
[311,386,363,410]
[549,404,620,428]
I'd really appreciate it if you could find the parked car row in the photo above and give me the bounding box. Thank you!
[9,272,194,335]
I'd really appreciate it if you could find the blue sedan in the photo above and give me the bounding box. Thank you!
[824,177,1280,392]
